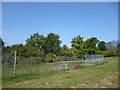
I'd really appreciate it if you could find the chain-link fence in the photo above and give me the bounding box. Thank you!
[2,53,84,79]
[84,54,104,65]
[2,50,15,79]
[2,50,104,80]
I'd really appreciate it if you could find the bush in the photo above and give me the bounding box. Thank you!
[101,49,117,57]
[45,53,56,62]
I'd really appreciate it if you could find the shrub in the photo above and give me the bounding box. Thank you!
[45,53,56,62]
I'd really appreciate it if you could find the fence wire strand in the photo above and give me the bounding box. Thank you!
[2,50,104,79]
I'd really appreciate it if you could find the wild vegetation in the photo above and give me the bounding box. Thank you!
[1,33,119,88]
[1,33,119,64]
[3,57,118,88]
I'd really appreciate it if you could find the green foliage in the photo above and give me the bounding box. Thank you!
[83,37,99,49]
[45,53,56,62]
[71,35,84,50]
[45,33,62,53]
[23,46,39,57]
[83,37,100,54]
[58,45,74,56]
[26,33,45,51]
[2,46,14,63]
[26,33,62,54]
[71,36,100,55]
[11,44,24,56]
[98,41,107,51]
[62,45,69,50]
[72,48,84,56]
[101,49,117,57]
[3,33,118,63]
[117,43,120,56]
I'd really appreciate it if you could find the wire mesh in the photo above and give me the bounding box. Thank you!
[2,50,15,79]
[84,54,104,65]
[2,52,104,79]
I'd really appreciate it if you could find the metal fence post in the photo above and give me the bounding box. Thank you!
[13,51,17,77]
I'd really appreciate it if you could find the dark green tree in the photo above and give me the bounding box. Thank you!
[45,33,62,54]
[0,37,4,47]
[26,33,45,51]
[98,41,106,51]
[83,37,100,54]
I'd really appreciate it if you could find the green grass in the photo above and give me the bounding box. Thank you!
[2,57,118,88]
[2,60,84,79]
[2,63,60,79]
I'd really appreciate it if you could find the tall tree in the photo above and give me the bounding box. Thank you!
[45,33,62,53]
[84,37,99,49]
[26,33,45,51]
[71,35,84,50]
[71,35,86,56]
[83,37,100,54]
[26,33,62,54]
[98,41,106,51]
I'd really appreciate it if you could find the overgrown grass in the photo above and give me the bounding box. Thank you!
[2,57,118,88]
[3,60,84,79]
[2,63,60,79]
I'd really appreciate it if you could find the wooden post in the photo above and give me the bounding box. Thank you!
[13,51,17,77]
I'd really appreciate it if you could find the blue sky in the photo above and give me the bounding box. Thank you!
[2,2,118,48]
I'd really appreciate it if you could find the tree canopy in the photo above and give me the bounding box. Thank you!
[98,41,106,51]
[71,36,100,55]
[71,35,84,50]
[2,33,118,62]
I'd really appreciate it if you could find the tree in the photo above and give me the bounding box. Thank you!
[26,33,62,54]
[84,37,99,49]
[58,45,74,56]
[0,37,4,47]
[71,35,85,56]
[26,33,45,51]
[98,41,107,51]
[62,45,69,50]
[83,37,100,54]
[71,36,100,55]
[45,33,62,53]
[11,44,26,56]
[71,35,84,50]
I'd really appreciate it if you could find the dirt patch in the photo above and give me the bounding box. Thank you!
[94,73,118,88]
[75,83,88,88]
[70,86,77,88]
[15,79,37,86]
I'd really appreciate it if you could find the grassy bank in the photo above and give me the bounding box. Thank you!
[3,57,118,88]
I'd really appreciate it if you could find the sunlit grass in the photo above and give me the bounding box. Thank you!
[3,57,118,88]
